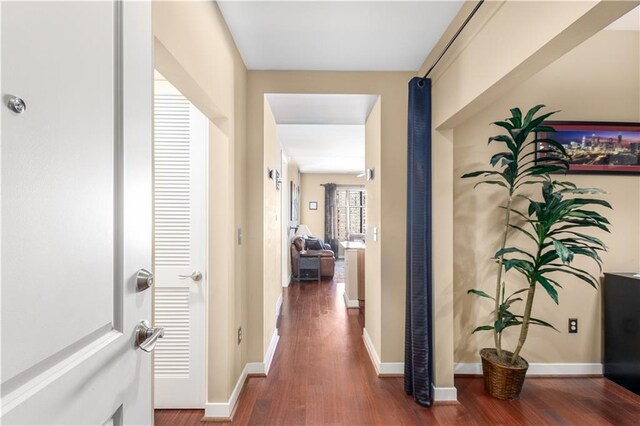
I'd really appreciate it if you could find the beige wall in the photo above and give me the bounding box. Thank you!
[262,100,283,353]
[299,173,364,240]
[453,30,640,364]
[247,72,412,365]
[153,1,247,403]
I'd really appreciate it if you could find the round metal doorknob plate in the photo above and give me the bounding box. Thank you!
[136,268,154,292]
[8,97,26,114]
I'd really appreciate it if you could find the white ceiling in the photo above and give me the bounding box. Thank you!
[278,124,365,173]
[605,6,640,31]
[217,1,464,71]
[266,93,378,124]
[267,93,377,173]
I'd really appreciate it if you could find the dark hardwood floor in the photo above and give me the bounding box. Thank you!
[155,276,640,425]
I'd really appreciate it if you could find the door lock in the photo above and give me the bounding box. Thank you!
[136,268,154,291]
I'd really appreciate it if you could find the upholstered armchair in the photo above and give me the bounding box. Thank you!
[290,236,335,279]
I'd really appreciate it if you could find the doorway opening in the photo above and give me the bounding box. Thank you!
[263,93,381,330]
[152,71,208,409]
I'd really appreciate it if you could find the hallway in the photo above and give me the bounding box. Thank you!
[155,277,640,425]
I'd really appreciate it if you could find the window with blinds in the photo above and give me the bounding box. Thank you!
[336,187,367,242]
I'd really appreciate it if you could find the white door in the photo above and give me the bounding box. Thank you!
[1,1,153,425]
[153,76,207,408]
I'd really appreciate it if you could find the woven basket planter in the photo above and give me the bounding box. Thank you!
[480,348,529,400]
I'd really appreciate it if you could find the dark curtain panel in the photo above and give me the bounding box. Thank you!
[404,77,433,407]
[322,183,338,253]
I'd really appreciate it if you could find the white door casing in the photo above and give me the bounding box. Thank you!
[1,2,153,424]
[153,78,207,408]
[281,153,289,287]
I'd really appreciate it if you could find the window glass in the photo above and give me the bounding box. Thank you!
[336,187,366,242]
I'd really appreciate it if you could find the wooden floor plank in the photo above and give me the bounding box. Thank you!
[156,271,640,425]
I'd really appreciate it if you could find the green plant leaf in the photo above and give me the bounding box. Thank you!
[508,224,538,243]
[534,273,559,304]
[558,188,605,195]
[474,180,508,189]
[492,120,514,132]
[504,258,534,274]
[495,247,535,261]
[509,107,523,127]
[538,267,599,289]
[533,125,557,134]
[461,170,501,179]
[513,315,559,331]
[506,288,529,302]
[552,239,574,264]
[527,317,559,331]
[490,152,514,167]
[471,325,494,334]
[523,104,546,126]
[467,289,495,300]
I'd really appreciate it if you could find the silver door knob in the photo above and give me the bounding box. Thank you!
[135,320,164,352]
[178,271,202,282]
[7,96,26,114]
[136,268,153,291]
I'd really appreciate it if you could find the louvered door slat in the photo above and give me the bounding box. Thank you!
[154,93,191,268]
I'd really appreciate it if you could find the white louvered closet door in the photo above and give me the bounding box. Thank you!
[153,75,207,409]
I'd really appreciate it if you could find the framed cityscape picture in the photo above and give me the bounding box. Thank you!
[537,121,640,174]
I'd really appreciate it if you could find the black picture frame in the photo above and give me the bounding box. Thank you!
[537,121,640,174]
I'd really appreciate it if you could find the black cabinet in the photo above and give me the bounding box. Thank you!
[604,273,640,395]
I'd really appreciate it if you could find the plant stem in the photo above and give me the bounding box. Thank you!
[511,282,536,364]
[494,195,513,356]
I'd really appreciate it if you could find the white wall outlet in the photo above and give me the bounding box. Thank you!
[237,228,242,245]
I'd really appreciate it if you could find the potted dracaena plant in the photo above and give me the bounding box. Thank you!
[462,105,612,400]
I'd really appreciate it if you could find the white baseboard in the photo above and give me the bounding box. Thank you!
[342,291,359,308]
[283,274,291,287]
[204,363,250,419]
[276,293,283,320]
[432,385,458,403]
[455,362,603,376]
[203,330,280,420]
[264,328,279,375]
[362,329,404,376]
[362,328,381,375]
